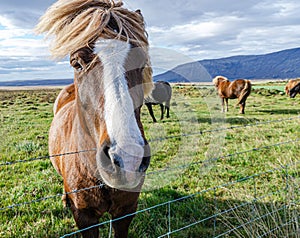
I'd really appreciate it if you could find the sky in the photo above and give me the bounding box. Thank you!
[0,0,300,81]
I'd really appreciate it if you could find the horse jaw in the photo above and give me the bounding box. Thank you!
[94,39,145,190]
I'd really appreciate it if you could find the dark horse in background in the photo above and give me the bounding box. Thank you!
[145,81,172,122]
[289,82,300,98]
[36,0,153,237]
[213,75,252,114]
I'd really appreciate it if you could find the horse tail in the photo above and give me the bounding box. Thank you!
[237,80,252,105]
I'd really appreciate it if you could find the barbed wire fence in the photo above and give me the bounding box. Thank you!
[1,116,299,237]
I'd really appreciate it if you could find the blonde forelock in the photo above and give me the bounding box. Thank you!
[35,0,149,59]
[213,75,229,85]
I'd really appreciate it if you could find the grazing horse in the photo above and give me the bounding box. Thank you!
[36,1,153,237]
[285,78,300,96]
[289,82,300,98]
[144,81,172,122]
[213,75,252,114]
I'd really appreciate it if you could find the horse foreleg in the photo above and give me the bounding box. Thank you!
[225,98,229,112]
[159,104,164,120]
[111,203,138,238]
[165,100,170,118]
[221,98,225,112]
[111,214,135,238]
[70,202,100,238]
[165,106,170,118]
[145,103,157,122]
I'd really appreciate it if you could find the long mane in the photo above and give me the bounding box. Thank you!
[212,75,229,86]
[35,0,153,96]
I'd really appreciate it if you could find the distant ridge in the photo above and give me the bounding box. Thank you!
[0,79,73,87]
[154,47,300,82]
[1,47,300,86]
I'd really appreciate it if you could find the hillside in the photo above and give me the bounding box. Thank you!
[0,79,73,87]
[1,48,300,86]
[154,47,300,82]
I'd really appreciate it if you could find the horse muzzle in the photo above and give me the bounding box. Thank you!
[96,142,150,191]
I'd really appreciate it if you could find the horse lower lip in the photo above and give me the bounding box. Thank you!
[100,169,142,190]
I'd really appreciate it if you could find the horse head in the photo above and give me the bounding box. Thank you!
[36,0,153,191]
[212,75,229,88]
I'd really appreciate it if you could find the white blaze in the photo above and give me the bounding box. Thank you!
[94,39,144,172]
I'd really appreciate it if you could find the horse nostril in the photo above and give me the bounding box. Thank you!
[113,157,121,167]
[99,145,112,168]
[100,145,124,168]
[103,145,110,158]
[112,154,124,168]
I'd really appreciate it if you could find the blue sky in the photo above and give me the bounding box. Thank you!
[1,0,300,81]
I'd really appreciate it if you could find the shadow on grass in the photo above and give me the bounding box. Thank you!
[128,185,299,238]
[1,183,298,238]
[258,109,300,115]
[225,117,260,125]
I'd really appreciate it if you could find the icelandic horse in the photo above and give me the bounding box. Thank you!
[213,75,252,114]
[36,0,153,237]
[289,82,300,98]
[285,78,300,97]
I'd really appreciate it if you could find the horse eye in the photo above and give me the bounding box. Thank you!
[71,59,83,72]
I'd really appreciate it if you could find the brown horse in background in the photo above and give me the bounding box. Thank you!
[289,81,300,98]
[36,0,153,237]
[285,78,300,96]
[213,75,252,114]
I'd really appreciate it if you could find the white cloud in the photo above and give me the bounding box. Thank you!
[148,15,243,46]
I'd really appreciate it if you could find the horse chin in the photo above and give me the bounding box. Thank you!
[99,168,144,191]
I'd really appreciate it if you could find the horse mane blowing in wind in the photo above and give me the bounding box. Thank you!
[36,0,153,237]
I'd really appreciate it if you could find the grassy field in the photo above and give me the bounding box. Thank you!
[0,84,299,237]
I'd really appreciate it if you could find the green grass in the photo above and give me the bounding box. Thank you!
[0,86,299,237]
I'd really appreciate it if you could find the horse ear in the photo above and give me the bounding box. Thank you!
[135,9,144,19]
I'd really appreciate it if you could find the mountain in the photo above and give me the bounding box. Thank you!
[0,79,73,87]
[1,48,299,86]
[154,47,300,82]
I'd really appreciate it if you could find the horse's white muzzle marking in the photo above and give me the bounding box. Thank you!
[94,39,145,190]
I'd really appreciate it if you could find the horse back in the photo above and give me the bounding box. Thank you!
[149,81,172,103]
[230,79,250,98]
[285,78,300,94]
[217,79,250,99]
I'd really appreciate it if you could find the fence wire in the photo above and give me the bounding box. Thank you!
[61,159,300,237]
[1,115,299,167]
[0,137,298,212]
[0,116,299,237]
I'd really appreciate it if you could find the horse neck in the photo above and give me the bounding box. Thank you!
[219,80,230,90]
